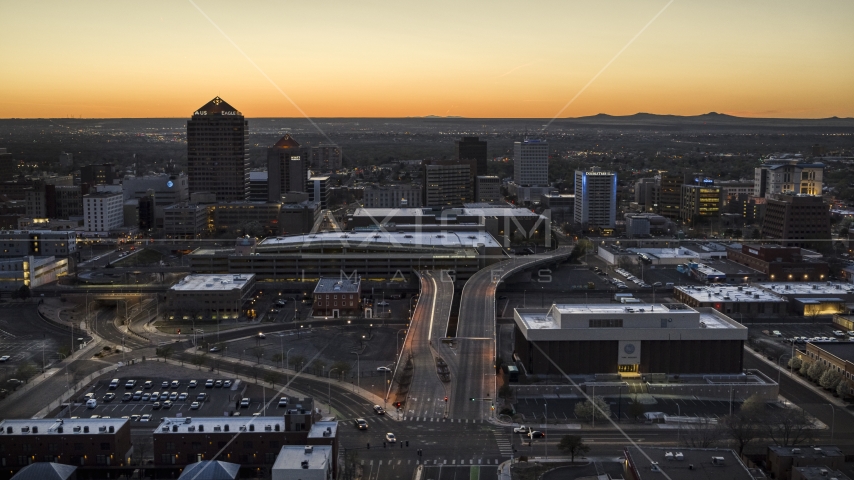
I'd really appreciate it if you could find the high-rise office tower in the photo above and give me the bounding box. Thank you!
[267,134,308,203]
[514,139,549,187]
[422,159,472,207]
[310,144,343,172]
[80,164,119,187]
[456,137,488,177]
[574,170,617,229]
[187,96,249,202]
[762,194,830,250]
[657,172,683,221]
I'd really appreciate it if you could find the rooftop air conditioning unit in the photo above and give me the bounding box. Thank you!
[675,452,684,461]
[305,446,314,454]
[711,456,725,465]
[301,461,309,469]
[664,452,674,461]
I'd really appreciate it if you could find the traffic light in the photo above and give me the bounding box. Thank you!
[395,402,401,408]
[491,404,495,410]
[177,329,181,334]
[444,396,448,402]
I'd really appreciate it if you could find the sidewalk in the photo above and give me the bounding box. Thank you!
[747,347,853,414]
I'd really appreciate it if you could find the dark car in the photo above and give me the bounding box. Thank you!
[103,393,116,402]
[373,405,385,415]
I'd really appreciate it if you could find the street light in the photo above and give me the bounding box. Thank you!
[328,368,340,414]
[828,404,835,441]
[778,353,792,385]
[353,352,361,388]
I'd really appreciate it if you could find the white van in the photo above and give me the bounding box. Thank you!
[86,399,97,409]
[621,297,642,304]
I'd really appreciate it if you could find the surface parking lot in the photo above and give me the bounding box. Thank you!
[750,323,854,342]
[65,376,289,425]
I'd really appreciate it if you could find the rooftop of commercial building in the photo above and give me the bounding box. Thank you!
[272,445,332,472]
[314,278,360,294]
[696,259,764,276]
[307,421,338,439]
[757,282,854,295]
[0,418,127,435]
[170,274,254,292]
[154,416,284,434]
[516,303,739,331]
[793,466,851,480]
[258,230,501,249]
[768,445,843,458]
[808,342,854,364]
[625,447,753,480]
[675,285,787,303]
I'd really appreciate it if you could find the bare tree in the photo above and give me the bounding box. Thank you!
[722,395,765,455]
[679,419,726,448]
[250,346,265,364]
[132,434,153,477]
[764,407,815,447]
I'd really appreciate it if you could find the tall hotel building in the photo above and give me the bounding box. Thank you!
[513,139,549,186]
[574,170,617,229]
[187,96,249,201]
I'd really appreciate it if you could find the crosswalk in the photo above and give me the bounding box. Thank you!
[491,428,514,457]
[399,417,486,423]
[361,458,502,466]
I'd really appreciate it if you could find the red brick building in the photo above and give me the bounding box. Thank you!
[312,277,361,318]
[726,244,829,282]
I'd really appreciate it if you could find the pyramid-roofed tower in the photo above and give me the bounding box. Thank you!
[193,96,242,116]
[273,134,301,148]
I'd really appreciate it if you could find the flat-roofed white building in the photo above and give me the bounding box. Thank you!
[0,255,68,290]
[756,281,854,316]
[514,302,747,375]
[272,445,333,480]
[674,284,788,317]
[166,274,255,321]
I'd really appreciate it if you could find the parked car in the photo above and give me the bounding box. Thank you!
[205,379,214,388]
[121,393,132,402]
[278,397,288,407]
[143,380,153,389]
[190,402,201,410]
[223,380,232,388]
[240,398,250,408]
[103,393,116,402]
[188,380,198,388]
[197,392,208,401]
[124,379,136,389]
[376,366,391,373]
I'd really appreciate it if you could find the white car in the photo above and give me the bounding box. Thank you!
[385,432,396,443]
[278,397,288,407]
[771,330,782,337]
[190,402,201,410]
[377,301,389,307]
[85,399,97,409]
[833,330,845,337]
[376,366,392,373]
[848,331,854,337]
[0,356,10,362]
[240,398,250,408]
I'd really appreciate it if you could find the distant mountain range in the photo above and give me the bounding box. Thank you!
[559,112,854,128]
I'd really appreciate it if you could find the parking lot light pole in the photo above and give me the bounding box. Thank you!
[285,347,294,384]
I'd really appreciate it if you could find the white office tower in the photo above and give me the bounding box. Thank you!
[83,191,124,233]
[513,139,549,186]
[574,170,617,229]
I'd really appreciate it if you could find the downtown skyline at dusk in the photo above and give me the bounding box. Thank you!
[1,0,853,119]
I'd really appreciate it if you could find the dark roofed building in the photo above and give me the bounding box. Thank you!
[726,243,829,282]
[10,463,76,480]
[768,446,844,480]
[625,446,755,480]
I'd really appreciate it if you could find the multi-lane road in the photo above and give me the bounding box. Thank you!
[449,248,574,419]
[400,271,453,419]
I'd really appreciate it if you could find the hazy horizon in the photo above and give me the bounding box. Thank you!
[2,1,853,119]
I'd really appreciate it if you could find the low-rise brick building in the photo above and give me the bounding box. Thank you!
[312,277,361,318]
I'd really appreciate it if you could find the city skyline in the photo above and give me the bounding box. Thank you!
[0,1,852,119]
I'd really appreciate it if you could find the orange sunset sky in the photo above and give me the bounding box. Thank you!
[1,0,853,119]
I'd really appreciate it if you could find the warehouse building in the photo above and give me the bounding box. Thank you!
[673,284,787,317]
[514,302,747,375]
[756,282,854,316]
